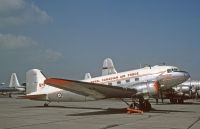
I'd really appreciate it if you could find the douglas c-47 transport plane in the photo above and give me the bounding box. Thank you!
[19,60,190,112]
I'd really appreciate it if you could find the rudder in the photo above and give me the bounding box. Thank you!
[26,69,46,94]
[9,73,20,88]
[102,58,117,76]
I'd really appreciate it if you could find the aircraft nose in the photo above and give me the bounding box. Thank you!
[178,71,190,81]
[184,72,190,79]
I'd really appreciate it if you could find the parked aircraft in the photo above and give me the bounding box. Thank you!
[0,82,5,86]
[18,59,189,112]
[44,64,189,111]
[159,80,200,103]
[0,73,25,97]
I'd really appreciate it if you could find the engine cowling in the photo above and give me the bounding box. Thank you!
[132,81,161,97]
[147,81,160,96]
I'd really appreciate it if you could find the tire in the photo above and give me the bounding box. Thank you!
[44,103,48,107]
[139,100,151,112]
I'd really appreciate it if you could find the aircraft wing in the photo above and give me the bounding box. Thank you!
[45,78,137,99]
[0,87,19,92]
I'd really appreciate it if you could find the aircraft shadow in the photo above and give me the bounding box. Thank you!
[67,108,128,116]
[67,108,193,116]
[21,105,103,110]
[149,108,194,114]
[153,102,200,105]
[21,106,193,116]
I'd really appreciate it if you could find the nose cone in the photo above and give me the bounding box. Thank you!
[174,71,190,83]
[182,71,190,81]
[185,72,190,79]
[158,71,190,90]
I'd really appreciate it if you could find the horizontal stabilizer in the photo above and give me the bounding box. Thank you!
[17,94,46,100]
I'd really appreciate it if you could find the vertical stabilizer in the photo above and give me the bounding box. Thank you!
[9,73,20,88]
[26,69,46,94]
[102,58,117,76]
[84,73,92,80]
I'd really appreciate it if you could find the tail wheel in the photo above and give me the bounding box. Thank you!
[44,103,48,107]
[44,101,50,107]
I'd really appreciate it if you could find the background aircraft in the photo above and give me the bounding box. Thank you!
[0,73,25,97]
[159,80,200,104]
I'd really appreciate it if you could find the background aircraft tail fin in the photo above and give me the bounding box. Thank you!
[26,69,46,94]
[84,73,92,80]
[102,58,117,76]
[9,73,20,88]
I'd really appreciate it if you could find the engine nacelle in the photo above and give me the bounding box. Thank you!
[132,81,160,97]
[147,81,160,96]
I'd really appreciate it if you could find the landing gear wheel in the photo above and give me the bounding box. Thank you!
[196,92,199,99]
[156,98,158,104]
[178,99,184,104]
[144,100,151,111]
[139,100,151,112]
[138,97,151,112]
[170,98,177,104]
[170,98,173,104]
[8,93,12,98]
[44,103,49,107]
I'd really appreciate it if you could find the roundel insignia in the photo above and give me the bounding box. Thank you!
[57,93,62,98]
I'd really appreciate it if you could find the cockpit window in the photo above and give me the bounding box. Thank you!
[173,68,179,71]
[167,69,172,73]
[167,68,180,73]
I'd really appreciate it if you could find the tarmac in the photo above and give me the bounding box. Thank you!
[0,96,200,129]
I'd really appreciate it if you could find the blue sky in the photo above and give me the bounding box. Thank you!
[0,0,200,84]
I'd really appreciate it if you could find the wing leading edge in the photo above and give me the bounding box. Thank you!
[44,78,137,99]
[17,94,47,100]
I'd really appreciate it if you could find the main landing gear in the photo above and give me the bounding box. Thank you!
[137,97,151,112]
[170,98,184,104]
[44,101,51,107]
[122,96,152,113]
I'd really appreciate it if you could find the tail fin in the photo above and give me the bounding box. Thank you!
[102,58,117,76]
[9,73,20,88]
[26,69,46,94]
[84,73,92,80]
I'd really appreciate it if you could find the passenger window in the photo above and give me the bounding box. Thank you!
[117,81,121,84]
[108,83,112,86]
[126,79,130,83]
[135,78,139,81]
[173,68,178,72]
